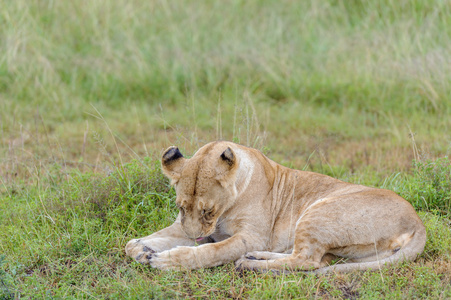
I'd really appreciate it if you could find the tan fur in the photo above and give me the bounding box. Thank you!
[125,141,426,273]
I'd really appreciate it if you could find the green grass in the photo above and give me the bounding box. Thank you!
[1,0,451,298]
[1,159,451,299]
[2,0,451,172]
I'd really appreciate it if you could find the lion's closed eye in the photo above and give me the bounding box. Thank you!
[178,205,186,216]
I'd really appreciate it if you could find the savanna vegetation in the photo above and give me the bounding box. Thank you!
[1,0,451,298]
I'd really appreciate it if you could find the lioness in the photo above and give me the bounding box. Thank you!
[125,141,426,273]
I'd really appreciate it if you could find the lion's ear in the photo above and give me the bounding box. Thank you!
[161,146,186,185]
[216,147,238,188]
[220,147,235,166]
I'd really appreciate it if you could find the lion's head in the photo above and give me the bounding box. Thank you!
[161,142,240,240]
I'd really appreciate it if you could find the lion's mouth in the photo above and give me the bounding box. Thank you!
[195,237,204,242]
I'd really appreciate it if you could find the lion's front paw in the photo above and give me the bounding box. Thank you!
[150,246,196,270]
[125,239,157,264]
[134,246,156,264]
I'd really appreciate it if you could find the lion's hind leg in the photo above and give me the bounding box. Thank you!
[236,245,330,273]
[237,228,336,273]
[244,251,290,261]
[236,254,321,273]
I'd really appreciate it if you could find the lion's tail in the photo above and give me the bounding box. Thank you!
[314,227,427,274]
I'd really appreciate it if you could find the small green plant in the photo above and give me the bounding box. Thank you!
[420,212,451,259]
[0,255,15,300]
[401,157,451,216]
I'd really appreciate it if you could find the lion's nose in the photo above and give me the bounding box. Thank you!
[182,227,201,240]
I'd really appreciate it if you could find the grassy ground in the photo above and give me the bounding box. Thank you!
[1,0,451,298]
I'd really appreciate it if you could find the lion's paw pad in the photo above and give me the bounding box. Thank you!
[133,246,156,264]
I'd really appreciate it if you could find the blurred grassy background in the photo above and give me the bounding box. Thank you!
[1,1,451,298]
[1,0,450,182]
